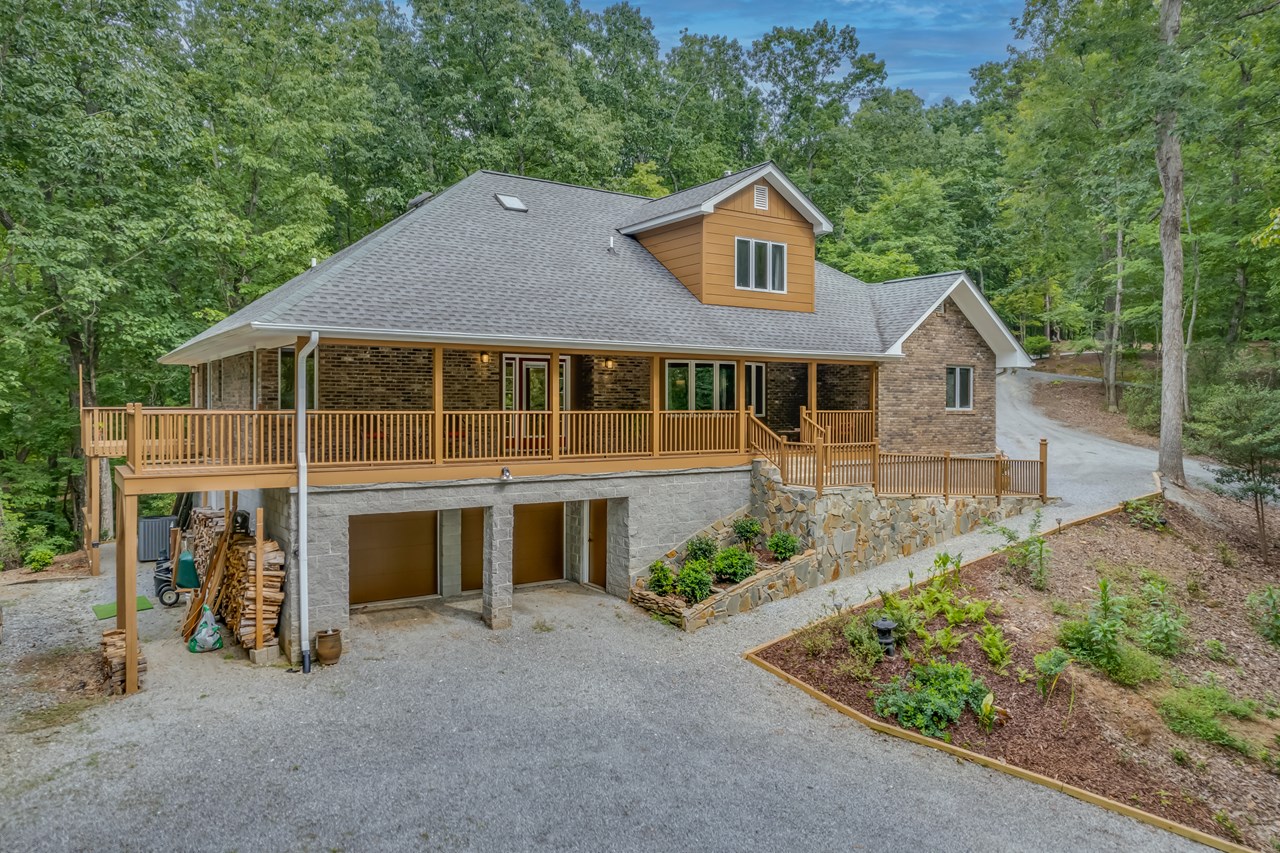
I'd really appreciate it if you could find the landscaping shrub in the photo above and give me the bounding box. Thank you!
[646,560,674,596]
[731,516,763,548]
[712,546,757,584]
[841,614,884,678]
[684,535,717,563]
[873,660,989,739]
[23,545,55,573]
[1159,685,1258,756]
[987,511,1051,590]
[675,559,712,603]
[872,588,921,641]
[1033,647,1072,699]
[978,623,1014,673]
[1022,334,1052,358]
[1058,579,1161,685]
[1123,498,1167,530]
[766,531,799,561]
[1247,586,1280,646]
[1139,608,1188,658]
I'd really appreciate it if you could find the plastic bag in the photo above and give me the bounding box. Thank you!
[187,605,224,653]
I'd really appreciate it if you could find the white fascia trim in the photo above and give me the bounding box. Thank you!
[618,165,834,237]
[885,274,1034,370]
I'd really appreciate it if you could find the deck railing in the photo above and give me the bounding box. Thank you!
[561,411,650,458]
[813,409,875,443]
[659,411,739,455]
[82,406,129,458]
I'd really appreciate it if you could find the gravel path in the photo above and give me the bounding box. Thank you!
[0,374,1212,852]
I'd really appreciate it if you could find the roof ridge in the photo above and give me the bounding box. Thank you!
[872,270,967,285]
[475,170,651,199]
[640,161,772,205]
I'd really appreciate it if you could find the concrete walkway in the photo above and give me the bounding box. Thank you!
[0,378,1211,852]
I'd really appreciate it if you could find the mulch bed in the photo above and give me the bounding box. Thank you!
[1,549,92,585]
[755,492,1280,851]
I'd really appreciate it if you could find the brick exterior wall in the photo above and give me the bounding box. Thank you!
[576,355,650,410]
[198,353,254,409]
[764,363,805,433]
[442,348,504,409]
[257,348,280,410]
[817,364,870,410]
[876,297,996,454]
[317,345,434,409]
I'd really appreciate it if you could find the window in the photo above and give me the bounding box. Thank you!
[753,184,769,210]
[665,360,746,411]
[734,237,786,292]
[495,193,527,212]
[745,362,766,417]
[279,348,318,409]
[946,366,973,411]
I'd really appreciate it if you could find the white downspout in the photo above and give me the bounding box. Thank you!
[295,332,320,673]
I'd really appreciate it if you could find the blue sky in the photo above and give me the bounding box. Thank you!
[582,0,1024,104]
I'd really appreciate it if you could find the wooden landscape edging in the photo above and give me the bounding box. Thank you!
[742,487,1253,853]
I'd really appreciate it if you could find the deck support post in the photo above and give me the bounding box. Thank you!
[549,350,560,460]
[649,356,661,457]
[86,454,100,576]
[871,439,879,495]
[254,506,265,651]
[117,491,139,693]
[806,361,818,419]
[1039,439,1049,503]
[432,346,443,465]
[869,363,879,440]
[736,359,746,453]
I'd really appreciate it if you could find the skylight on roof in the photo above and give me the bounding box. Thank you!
[495,193,528,212]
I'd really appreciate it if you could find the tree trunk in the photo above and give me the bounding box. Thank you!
[1156,0,1186,487]
[1182,204,1200,418]
[1104,226,1124,413]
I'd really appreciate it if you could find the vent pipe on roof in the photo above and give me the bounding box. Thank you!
[310,257,317,268]
[723,169,732,177]
[407,190,433,211]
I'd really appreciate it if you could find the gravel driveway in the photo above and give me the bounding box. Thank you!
[0,372,1211,852]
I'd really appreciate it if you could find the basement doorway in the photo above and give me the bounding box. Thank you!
[513,502,564,585]
[349,511,439,604]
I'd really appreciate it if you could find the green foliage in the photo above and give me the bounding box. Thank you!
[976,692,998,733]
[675,558,712,603]
[840,613,884,679]
[1033,648,1072,700]
[684,536,718,563]
[731,517,763,548]
[1139,608,1188,658]
[797,621,835,659]
[711,546,757,584]
[1159,685,1258,757]
[1247,586,1280,646]
[872,588,922,641]
[646,560,674,597]
[1022,335,1052,358]
[1123,499,1167,531]
[1058,578,1161,685]
[873,660,989,739]
[986,510,1051,590]
[23,545,56,573]
[766,531,799,562]
[1203,639,1234,664]
[977,623,1014,673]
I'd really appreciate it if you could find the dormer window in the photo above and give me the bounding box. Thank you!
[735,237,786,292]
[753,184,769,209]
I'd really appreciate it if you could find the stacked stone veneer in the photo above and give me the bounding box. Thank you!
[751,460,1043,577]
[270,466,752,662]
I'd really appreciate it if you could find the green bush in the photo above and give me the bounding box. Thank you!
[873,660,989,738]
[1159,685,1257,756]
[675,558,713,603]
[712,546,757,584]
[684,535,717,563]
[1247,586,1280,646]
[1123,498,1167,530]
[766,531,799,561]
[841,614,884,678]
[986,510,1050,590]
[1139,608,1188,658]
[23,545,56,573]
[1033,647,1072,699]
[731,517,763,548]
[1122,380,1161,434]
[1022,335,1052,358]
[646,560,675,596]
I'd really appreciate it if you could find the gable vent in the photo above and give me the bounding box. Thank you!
[495,193,528,212]
[753,184,769,210]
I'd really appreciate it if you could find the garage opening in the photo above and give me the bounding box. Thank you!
[349,511,438,604]
[460,507,484,593]
[513,502,564,585]
[588,499,608,588]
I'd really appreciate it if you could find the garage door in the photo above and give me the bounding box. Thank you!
[513,502,564,585]
[588,499,608,588]
[349,511,438,604]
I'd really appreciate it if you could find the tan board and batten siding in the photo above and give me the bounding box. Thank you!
[636,182,816,313]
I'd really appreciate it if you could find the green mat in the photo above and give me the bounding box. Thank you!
[92,596,154,620]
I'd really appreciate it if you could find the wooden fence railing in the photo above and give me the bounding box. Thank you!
[813,409,875,443]
[82,406,129,457]
[659,411,739,455]
[561,411,650,458]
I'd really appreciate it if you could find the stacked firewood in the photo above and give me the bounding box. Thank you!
[189,507,227,580]
[101,629,148,695]
[216,535,286,648]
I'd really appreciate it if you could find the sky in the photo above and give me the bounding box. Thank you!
[581,0,1025,104]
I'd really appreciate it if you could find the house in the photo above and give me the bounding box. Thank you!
[83,162,1035,687]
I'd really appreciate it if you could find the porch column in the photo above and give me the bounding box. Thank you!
[549,349,560,460]
[649,355,661,456]
[482,504,513,629]
[117,491,140,693]
[807,361,818,415]
[870,363,879,440]
[736,358,746,453]
[432,345,443,465]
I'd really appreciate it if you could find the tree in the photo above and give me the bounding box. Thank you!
[748,20,884,182]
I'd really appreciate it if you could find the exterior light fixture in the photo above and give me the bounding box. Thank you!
[500,467,512,481]
[604,358,615,370]
[872,616,898,657]
[480,352,490,364]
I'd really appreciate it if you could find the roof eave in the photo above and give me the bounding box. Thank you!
[883,274,1034,370]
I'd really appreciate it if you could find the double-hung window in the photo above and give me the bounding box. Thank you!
[945,366,973,411]
[734,237,786,292]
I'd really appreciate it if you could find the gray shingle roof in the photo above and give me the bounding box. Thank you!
[164,170,965,365]
[614,162,773,231]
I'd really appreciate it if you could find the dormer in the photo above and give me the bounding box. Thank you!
[619,163,832,313]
